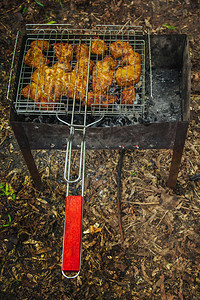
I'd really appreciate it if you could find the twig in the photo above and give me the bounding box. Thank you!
[156,210,168,228]
[117,149,125,241]
[121,201,159,205]
[117,19,131,35]
[91,13,101,21]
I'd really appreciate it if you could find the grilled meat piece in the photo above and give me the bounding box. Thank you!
[74,44,89,60]
[92,64,114,93]
[31,65,50,85]
[24,47,50,68]
[121,51,141,66]
[67,57,94,100]
[53,43,73,61]
[110,41,133,59]
[31,61,71,85]
[66,71,88,100]
[22,78,64,105]
[21,82,59,110]
[30,40,51,51]
[74,57,94,75]
[22,82,41,101]
[52,60,72,73]
[86,91,117,107]
[102,55,118,70]
[115,64,141,87]
[121,86,136,104]
[92,56,117,93]
[22,61,72,106]
[31,62,71,95]
[91,37,108,55]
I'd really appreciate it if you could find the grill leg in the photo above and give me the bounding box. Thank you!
[167,122,189,189]
[11,123,43,190]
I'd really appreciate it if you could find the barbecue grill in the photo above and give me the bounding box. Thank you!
[8,24,191,278]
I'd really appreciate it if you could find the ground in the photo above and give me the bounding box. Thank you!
[0,0,200,299]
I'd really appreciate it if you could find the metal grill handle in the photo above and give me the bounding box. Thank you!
[64,127,85,184]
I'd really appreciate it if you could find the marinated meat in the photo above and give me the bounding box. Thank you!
[22,38,142,109]
[92,56,117,93]
[91,37,108,55]
[115,64,141,87]
[24,47,50,68]
[51,60,72,73]
[121,51,141,66]
[31,65,50,85]
[102,55,118,70]
[22,61,72,106]
[110,41,133,59]
[86,91,117,107]
[53,43,73,61]
[66,71,88,100]
[30,40,51,51]
[31,61,71,85]
[121,86,136,104]
[74,44,89,60]
[21,82,58,110]
[74,57,94,75]
[22,82,41,101]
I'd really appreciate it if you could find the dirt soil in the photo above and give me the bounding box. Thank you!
[0,0,200,299]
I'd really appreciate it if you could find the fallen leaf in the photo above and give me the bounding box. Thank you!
[83,222,102,235]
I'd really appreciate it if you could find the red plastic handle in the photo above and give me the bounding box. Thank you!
[62,196,83,272]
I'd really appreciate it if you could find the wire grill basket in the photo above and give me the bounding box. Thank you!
[11,24,150,120]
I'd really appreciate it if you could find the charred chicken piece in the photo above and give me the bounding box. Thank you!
[31,62,71,95]
[86,91,117,107]
[92,63,114,93]
[74,57,94,75]
[23,61,72,106]
[92,56,117,93]
[68,57,94,100]
[102,55,118,70]
[22,77,63,105]
[66,71,88,100]
[30,40,51,51]
[74,44,89,60]
[53,43,73,61]
[91,37,108,55]
[31,61,71,86]
[110,41,133,59]
[31,65,50,86]
[115,64,141,87]
[24,47,50,68]
[21,82,59,110]
[52,60,72,73]
[121,51,141,66]
[22,82,41,101]
[121,86,136,104]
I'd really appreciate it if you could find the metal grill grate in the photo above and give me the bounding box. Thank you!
[13,24,149,119]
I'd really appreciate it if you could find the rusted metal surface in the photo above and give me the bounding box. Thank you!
[181,37,191,121]
[10,119,43,190]
[10,109,179,150]
[167,122,189,188]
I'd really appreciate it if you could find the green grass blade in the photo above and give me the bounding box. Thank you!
[34,0,44,7]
